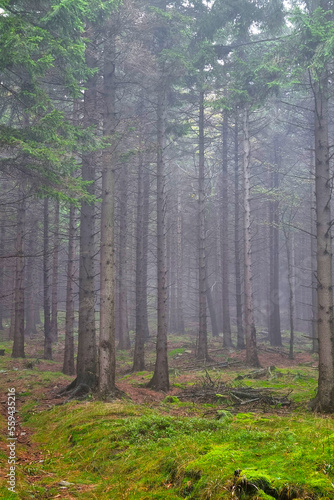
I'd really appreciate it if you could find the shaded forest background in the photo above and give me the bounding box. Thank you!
[1,0,334,411]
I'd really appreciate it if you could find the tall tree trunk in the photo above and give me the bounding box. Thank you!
[76,29,98,389]
[234,113,245,349]
[142,167,150,338]
[221,113,232,347]
[176,187,185,334]
[284,227,295,360]
[99,25,116,396]
[206,272,219,338]
[148,77,169,391]
[242,106,260,367]
[269,140,282,346]
[12,197,25,358]
[50,200,60,342]
[25,215,38,336]
[118,164,131,350]
[0,215,4,330]
[310,68,334,412]
[133,152,146,371]
[310,155,318,353]
[196,90,209,361]
[63,205,76,376]
[43,198,52,360]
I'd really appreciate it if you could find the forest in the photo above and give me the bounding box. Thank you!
[1,0,334,498]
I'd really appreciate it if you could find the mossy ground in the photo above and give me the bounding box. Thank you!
[0,328,333,499]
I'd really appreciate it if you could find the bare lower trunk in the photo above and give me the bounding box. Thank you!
[310,70,334,412]
[133,152,146,371]
[284,228,294,360]
[50,200,60,342]
[269,140,282,346]
[12,198,25,358]
[234,113,245,349]
[118,165,130,350]
[196,90,209,361]
[176,188,185,333]
[221,113,232,347]
[242,106,260,367]
[63,205,76,376]
[148,78,169,391]
[43,198,52,360]
[25,215,38,336]
[76,30,98,389]
[99,26,116,396]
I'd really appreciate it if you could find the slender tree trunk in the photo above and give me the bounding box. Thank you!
[43,198,52,360]
[25,215,38,336]
[269,140,282,346]
[76,30,98,389]
[50,200,60,342]
[12,197,25,358]
[310,155,318,353]
[148,77,169,391]
[118,164,131,350]
[0,215,4,330]
[63,205,76,376]
[221,113,232,347]
[242,106,260,367]
[176,188,185,334]
[284,227,294,359]
[206,273,219,337]
[310,69,334,412]
[99,26,116,396]
[234,113,245,349]
[196,90,209,361]
[133,152,146,371]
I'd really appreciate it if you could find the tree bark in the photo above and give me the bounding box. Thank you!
[118,164,131,350]
[234,113,245,349]
[148,77,169,391]
[268,139,282,346]
[310,69,334,412]
[196,90,209,361]
[242,106,260,367]
[50,200,60,342]
[12,197,25,358]
[99,24,116,396]
[25,215,38,336]
[176,187,185,334]
[63,205,76,376]
[221,112,232,347]
[76,28,98,389]
[43,198,52,360]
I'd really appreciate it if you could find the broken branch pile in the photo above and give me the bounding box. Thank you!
[177,371,291,408]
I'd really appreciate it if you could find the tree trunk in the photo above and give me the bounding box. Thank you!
[12,197,25,358]
[25,215,38,336]
[118,164,131,350]
[268,140,282,346]
[43,198,52,360]
[176,187,185,334]
[196,90,209,361]
[63,205,76,376]
[234,113,245,349]
[310,69,334,412]
[221,112,232,347]
[148,78,169,391]
[76,29,98,389]
[284,227,294,360]
[133,152,146,371]
[310,154,318,353]
[99,25,116,396]
[0,215,5,330]
[242,106,260,367]
[50,200,60,342]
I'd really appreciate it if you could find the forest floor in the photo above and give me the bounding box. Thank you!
[0,325,333,499]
